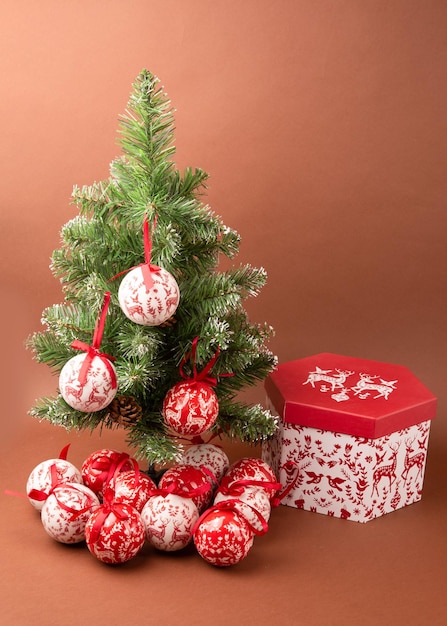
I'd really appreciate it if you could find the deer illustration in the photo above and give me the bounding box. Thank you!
[371,442,400,495]
[401,437,426,482]
[351,373,397,399]
[303,367,354,391]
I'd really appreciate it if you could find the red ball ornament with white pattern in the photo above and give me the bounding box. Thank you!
[117,215,179,326]
[112,470,156,512]
[85,490,146,564]
[41,483,100,543]
[58,292,117,412]
[81,449,137,499]
[141,493,199,552]
[26,446,82,511]
[162,337,228,437]
[193,504,254,567]
[225,457,278,500]
[180,443,229,486]
[158,464,213,513]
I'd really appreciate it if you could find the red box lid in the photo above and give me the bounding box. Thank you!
[265,353,437,439]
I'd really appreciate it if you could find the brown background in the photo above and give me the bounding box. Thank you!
[1,1,446,624]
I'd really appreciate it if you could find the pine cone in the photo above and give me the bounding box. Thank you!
[108,395,143,426]
[160,315,177,328]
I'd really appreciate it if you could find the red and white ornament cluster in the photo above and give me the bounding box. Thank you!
[26,444,281,567]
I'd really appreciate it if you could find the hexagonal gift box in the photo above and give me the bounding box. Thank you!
[262,353,437,522]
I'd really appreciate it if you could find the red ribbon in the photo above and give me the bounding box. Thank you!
[51,483,98,521]
[88,486,131,545]
[192,498,269,537]
[150,475,212,500]
[179,336,233,388]
[110,214,160,291]
[28,463,61,502]
[27,446,74,502]
[270,461,300,507]
[217,475,282,499]
[71,291,116,388]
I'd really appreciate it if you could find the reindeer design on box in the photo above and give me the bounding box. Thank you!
[351,373,397,400]
[401,437,426,482]
[372,442,400,495]
[303,367,354,392]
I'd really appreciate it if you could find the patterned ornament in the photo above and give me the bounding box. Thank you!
[112,470,156,512]
[225,458,279,500]
[180,443,230,486]
[141,493,199,552]
[158,465,213,513]
[59,292,117,412]
[81,449,137,498]
[41,483,100,543]
[214,480,272,529]
[163,381,219,437]
[193,503,255,567]
[162,337,230,436]
[116,215,179,326]
[85,490,145,564]
[26,446,82,511]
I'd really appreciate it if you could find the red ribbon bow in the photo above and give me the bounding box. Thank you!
[71,291,116,388]
[179,336,233,388]
[27,445,74,502]
[88,486,131,545]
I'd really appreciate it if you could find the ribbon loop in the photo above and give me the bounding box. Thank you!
[70,291,117,388]
[179,336,233,388]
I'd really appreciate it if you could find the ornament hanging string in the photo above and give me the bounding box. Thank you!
[109,213,160,291]
[179,336,233,387]
[71,291,116,388]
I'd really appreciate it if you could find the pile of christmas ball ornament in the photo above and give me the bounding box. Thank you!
[26,443,282,567]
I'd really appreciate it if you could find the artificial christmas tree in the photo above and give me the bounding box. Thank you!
[28,69,277,470]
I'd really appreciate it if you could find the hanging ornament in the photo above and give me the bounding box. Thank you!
[162,337,230,437]
[59,292,117,413]
[117,215,180,326]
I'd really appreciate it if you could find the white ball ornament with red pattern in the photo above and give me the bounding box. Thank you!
[85,491,146,564]
[225,457,279,500]
[180,443,229,485]
[59,353,117,413]
[117,215,179,326]
[26,447,82,511]
[58,291,117,413]
[193,504,254,567]
[214,482,272,529]
[118,266,179,326]
[41,483,100,543]
[141,493,199,551]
